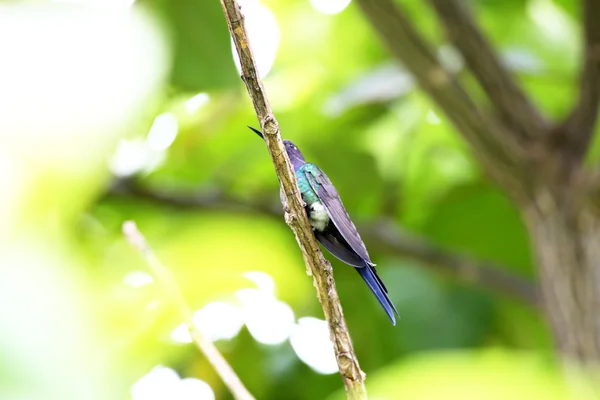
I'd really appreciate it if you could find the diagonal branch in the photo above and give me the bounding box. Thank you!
[122,221,256,400]
[107,180,538,306]
[563,0,600,160]
[361,220,538,305]
[354,0,528,198]
[427,0,547,141]
[218,1,367,398]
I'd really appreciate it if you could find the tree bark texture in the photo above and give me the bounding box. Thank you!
[356,0,600,369]
[219,0,367,397]
[524,189,600,364]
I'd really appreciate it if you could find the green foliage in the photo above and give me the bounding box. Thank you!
[141,0,239,92]
[329,348,574,400]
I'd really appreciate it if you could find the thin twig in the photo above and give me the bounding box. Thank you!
[427,0,546,140]
[363,220,538,305]
[108,181,538,306]
[218,1,367,398]
[122,221,256,400]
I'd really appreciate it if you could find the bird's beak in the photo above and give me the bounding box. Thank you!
[247,126,264,139]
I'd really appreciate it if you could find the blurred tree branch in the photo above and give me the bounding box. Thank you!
[427,0,547,140]
[122,221,256,400]
[356,0,600,369]
[354,0,530,200]
[362,220,538,305]
[562,0,600,160]
[108,180,538,306]
[218,0,367,398]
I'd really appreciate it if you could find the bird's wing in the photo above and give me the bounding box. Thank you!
[303,163,372,265]
[315,229,365,268]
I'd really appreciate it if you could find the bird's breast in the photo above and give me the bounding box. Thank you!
[308,201,329,231]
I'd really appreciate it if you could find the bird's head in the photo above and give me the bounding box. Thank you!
[283,139,306,170]
[248,126,306,170]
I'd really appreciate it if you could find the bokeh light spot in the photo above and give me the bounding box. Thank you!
[233,0,279,79]
[108,138,164,177]
[131,366,215,400]
[527,0,576,44]
[243,271,276,296]
[171,301,244,344]
[185,93,210,115]
[309,0,351,15]
[131,366,180,400]
[177,378,215,400]
[147,113,178,151]
[123,270,154,288]
[236,287,295,345]
[426,110,441,125]
[53,0,135,12]
[289,317,338,374]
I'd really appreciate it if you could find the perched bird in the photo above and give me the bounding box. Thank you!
[249,126,399,325]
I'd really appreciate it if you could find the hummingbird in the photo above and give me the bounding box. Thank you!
[249,126,399,325]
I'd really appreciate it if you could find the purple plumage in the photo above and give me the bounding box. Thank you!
[249,126,399,325]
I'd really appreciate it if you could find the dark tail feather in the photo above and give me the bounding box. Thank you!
[356,265,399,325]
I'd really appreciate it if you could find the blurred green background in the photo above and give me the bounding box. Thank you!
[0,0,592,399]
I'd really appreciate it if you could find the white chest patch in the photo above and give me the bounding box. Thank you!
[309,202,330,231]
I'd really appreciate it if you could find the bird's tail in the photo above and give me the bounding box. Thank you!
[356,265,399,325]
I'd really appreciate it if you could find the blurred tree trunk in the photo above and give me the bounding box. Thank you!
[524,189,600,363]
[357,0,600,367]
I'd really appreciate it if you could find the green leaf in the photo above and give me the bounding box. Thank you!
[423,182,533,275]
[328,348,576,400]
[143,0,239,92]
